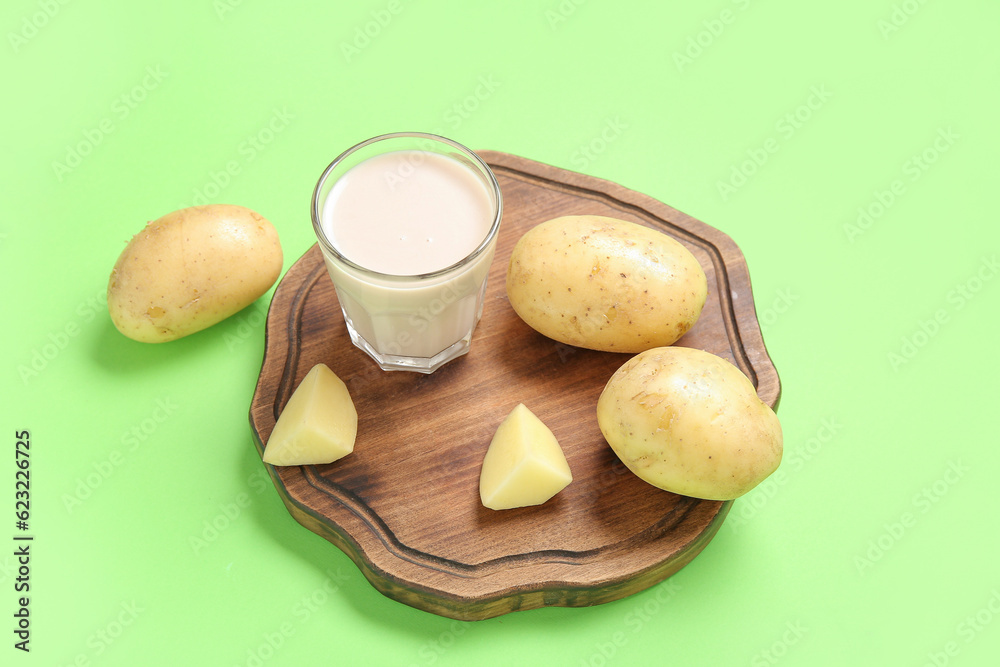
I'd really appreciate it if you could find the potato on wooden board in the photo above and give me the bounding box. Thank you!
[263,364,358,466]
[596,346,782,500]
[107,204,282,343]
[505,215,707,353]
[479,403,573,510]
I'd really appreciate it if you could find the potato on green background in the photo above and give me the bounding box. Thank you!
[107,205,282,343]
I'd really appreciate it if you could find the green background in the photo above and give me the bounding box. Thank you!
[3,0,998,665]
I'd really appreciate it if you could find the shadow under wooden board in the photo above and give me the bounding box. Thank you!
[248,150,781,621]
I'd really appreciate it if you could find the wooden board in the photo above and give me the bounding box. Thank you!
[248,151,781,621]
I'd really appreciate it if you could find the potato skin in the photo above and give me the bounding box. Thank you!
[505,215,707,353]
[107,204,282,343]
[596,346,782,500]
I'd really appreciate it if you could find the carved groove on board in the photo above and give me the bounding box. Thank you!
[299,460,710,575]
[274,259,329,420]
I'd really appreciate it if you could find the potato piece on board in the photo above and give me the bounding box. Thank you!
[263,364,358,466]
[479,404,573,510]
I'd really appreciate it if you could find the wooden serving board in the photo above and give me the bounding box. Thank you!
[248,151,780,621]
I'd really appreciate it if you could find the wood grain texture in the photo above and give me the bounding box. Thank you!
[248,151,781,621]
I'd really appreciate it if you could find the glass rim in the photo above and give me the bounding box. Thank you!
[310,132,503,281]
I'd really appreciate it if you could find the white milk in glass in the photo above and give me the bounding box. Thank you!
[318,149,497,363]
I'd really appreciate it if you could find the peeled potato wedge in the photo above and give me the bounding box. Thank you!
[479,403,573,510]
[263,364,358,467]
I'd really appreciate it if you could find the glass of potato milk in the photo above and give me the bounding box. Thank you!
[311,132,503,373]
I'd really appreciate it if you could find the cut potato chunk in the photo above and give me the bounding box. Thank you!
[479,404,573,510]
[263,364,358,466]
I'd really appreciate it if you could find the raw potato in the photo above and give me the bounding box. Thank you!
[263,364,358,466]
[108,204,282,343]
[505,215,707,353]
[479,404,573,510]
[596,346,782,500]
